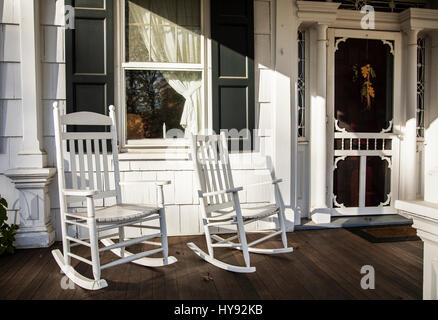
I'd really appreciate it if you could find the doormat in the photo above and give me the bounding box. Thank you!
[346,225,420,243]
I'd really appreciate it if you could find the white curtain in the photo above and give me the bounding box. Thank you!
[129,1,202,136]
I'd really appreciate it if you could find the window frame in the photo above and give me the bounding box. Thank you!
[297,27,310,142]
[115,0,208,149]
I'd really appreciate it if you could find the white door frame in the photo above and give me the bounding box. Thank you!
[326,28,402,216]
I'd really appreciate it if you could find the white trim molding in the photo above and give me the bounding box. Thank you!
[400,8,438,31]
[296,1,340,25]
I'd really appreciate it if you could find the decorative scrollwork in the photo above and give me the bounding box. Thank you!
[379,192,391,207]
[333,195,345,208]
[334,119,347,133]
[334,156,347,170]
[380,120,393,134]
[334,37,348,52]
[379,155,392,169]
[381,40,395,56]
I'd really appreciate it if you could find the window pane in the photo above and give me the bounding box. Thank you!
[126,0,201,63]
[335,38,394,133]
[333,156,360,207]
[126,70,201,139]
[365,156,391,207]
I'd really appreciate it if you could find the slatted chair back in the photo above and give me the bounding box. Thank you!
[190,133,236,217]
[53,103,121,208]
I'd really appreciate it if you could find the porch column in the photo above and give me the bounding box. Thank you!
[274,0,295,229]
[310,23,330,224]
[5,0,56,248]
[16,0,47,168]
[404,29,420,200]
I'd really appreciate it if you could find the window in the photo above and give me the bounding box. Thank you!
[297,30,306,139]
[417,37,425,138]
[123,0,203,141]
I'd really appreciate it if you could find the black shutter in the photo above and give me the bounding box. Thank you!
[65,0,114,134]
[211,0,255,150]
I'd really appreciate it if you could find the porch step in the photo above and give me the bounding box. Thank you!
[295,214,412,230]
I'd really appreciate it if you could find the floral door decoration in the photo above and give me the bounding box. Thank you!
[353,63,376,110]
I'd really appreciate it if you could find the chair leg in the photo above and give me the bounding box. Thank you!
[88,217,101,281]
[62,221,72,267]
[278,209,288,249]
[203,221,215,258]
[119,226,125,258]
[275,185,288,249]
[236,221,251,268]
[232,192,251,268]
[159,208,169,265]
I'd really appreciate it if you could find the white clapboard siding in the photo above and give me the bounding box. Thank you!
[180,205,201,235]
[174,171,194,205]
[0,62,21,99]
[42,25,65,63]
[0,0,20,24]
[42,63,66,100]
[0,138,9,173]
[1,100,22,137]
[164,205,180,236]
[0,24,20,62]
[40,0,65,26]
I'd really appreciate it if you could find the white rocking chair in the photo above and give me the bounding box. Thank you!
[188,133,293,273]
[52,103,177,290]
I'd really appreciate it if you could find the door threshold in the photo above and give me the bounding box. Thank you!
[295,214,412,230]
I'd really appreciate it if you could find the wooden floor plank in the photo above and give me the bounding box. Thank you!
[323,229,421,299]
[0,228,423,300]
[296,230,374,299]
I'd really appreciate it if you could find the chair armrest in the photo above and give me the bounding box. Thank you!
[63,189,98,197]
[240,178,283,189]
[119,180,171,186]
[199,187,243,198]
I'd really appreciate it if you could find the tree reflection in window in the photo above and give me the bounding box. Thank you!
[126,70,185,139]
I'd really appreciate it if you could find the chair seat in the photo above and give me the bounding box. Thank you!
[208,204,279,223]
[71,204,160,223]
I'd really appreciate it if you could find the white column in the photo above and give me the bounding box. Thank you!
[16,0,47,168]
[5,0,56,248]
[310,23,330,224]
[274,0,295,230]
[404,29,420,200]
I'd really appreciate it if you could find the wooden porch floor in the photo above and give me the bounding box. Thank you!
[0,228,423,300]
